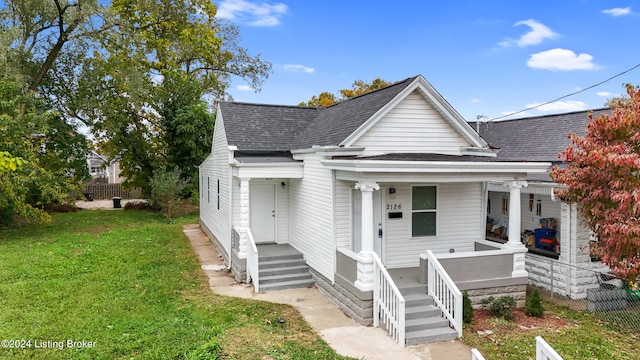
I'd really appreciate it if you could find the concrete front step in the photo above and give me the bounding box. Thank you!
[404,293,434,307]
[259,264,310,277]
[258,253,305,262]
[259,258,307,269]
[259,271,313,285]
[399,285,427,296]
[256,250,314,292]
[405,316,450,332]
[405,326,458,345]
[258,278,315,292]
[405,305,441,320]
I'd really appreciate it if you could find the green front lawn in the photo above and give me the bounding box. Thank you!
[462,302,639,359]
[0,210,347,359]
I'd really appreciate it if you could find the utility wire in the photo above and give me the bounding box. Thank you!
[486,62,640,121]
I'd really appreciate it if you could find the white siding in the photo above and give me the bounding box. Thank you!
[352,91,472,155]
[288,153,335,280]
[199,114,232,257]
[385,183,483,268]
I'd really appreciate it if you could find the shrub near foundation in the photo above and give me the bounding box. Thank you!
[525,289,545,318]
[463,291,474,324]
[482,296,516,320]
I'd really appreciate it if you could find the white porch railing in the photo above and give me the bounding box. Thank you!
[536,336,564,360]
[372,253,406,346]
[468,337,563,360]
[471,348,486,360]
[246,228,260,292]
[425,250,463,337]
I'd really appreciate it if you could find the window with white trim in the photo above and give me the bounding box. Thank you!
[412,186,437,237]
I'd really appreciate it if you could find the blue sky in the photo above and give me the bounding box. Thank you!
[216,0,639,122]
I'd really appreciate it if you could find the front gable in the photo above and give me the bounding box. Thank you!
[343,77,488,156]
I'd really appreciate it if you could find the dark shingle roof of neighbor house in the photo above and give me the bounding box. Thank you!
[476,108,612,162]
[219,76,418,150]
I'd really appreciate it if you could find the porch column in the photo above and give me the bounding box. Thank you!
[238,178,250,259]
[354,181,380,292]
[503,180,527,247]
[503,180,528,278]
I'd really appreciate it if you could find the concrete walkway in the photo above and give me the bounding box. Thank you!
[183,224,472,360]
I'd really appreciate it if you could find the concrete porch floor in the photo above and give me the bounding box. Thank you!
[256,243,302,258]
[388,267,424,289]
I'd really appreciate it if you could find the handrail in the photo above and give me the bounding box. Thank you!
[471,348,486,360]
[536,336,564,360]
[246,228,259,292]
[424,250,463,337]
[372,253,406,346]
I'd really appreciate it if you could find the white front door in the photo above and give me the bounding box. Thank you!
[250,183,276,244]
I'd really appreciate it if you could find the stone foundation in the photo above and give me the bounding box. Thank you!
[199,220,246,282]
[464,284,527,308]
[526,253,599,300]
[230,249,247,283]
[311,269,373,325]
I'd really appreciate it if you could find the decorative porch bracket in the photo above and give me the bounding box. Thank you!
[237,178,251,259]
[354,181,380,292]
[502,180,528,278]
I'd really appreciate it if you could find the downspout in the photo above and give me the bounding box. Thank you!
[228,163,234,271]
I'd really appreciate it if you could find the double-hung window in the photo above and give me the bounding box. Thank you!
[412,186,437,237]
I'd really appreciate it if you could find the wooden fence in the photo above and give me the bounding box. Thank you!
[82,183,142,200]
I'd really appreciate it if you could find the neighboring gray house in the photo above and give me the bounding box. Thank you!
[199,75,551,345]
[477,108,614,300]
[87,150,123,184]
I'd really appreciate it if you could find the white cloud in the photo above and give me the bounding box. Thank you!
[527,100,588,113]
[216,0,287,27]
[499,19,558,47]
[602,7,631,16]
[283,64,315,74]
[527,48,599,70]
[470,98,481,104]
[597,91,612,97]
[237,85,252,91]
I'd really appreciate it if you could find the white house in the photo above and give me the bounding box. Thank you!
[87,150,123,184]
[199,75,551,345]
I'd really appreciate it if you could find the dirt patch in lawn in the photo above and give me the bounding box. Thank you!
[470,308,568,334]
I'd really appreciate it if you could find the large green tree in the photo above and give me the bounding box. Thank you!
[552,84,640,281]
[1,0,271,203]
[80,0,270,195]
[0,77,88,225]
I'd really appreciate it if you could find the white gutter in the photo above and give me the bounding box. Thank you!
[321,159,551,174]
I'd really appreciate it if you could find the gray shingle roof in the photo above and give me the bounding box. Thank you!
[219,102,319,150]
[477,108,612,162]
[219,76,418,150]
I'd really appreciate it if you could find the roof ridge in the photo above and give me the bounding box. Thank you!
[489,107,610,123]
[218,100,319,110]
[324,75,418,108]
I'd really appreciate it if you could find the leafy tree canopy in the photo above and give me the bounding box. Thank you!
[552,84,640,281]
[299,78,394,107]
[1,0,271,204]
[0,77,88,225]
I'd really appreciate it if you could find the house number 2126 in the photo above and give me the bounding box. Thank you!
[386,204,402,210]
